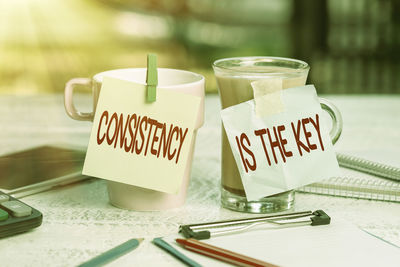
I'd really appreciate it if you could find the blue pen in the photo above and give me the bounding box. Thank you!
[153,237,202,267]
[78,238,143,267]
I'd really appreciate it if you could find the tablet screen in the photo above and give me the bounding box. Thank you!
[0,146,86,190]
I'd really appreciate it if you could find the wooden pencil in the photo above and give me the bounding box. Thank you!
[176,238,279,267]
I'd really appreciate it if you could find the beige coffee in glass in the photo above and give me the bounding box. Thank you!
[213,57,309,213]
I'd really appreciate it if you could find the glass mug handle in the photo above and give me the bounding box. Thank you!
[319,98,343,144]
[64,78,94,121]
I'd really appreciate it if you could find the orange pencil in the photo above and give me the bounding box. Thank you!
[176,238,279,267]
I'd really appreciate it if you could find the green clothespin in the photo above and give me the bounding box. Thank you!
[146,54,158,103]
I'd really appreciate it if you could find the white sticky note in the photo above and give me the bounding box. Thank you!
[83,77,201,194]
[221,85,340,201]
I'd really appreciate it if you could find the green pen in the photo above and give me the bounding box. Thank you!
[78,238,143,267]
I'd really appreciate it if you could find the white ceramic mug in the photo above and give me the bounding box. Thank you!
[65,68,205,210]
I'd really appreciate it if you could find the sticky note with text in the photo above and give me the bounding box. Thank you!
[221,85,340,201]
[83,77,201,194]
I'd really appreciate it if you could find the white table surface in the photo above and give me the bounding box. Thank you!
[0,93,399,266]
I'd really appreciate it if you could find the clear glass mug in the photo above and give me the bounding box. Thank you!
[213,57,343,213]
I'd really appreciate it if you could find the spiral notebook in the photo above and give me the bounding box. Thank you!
[298,153,400,202]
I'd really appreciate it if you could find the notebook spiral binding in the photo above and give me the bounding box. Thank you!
[336,153,400,182]
[298,153,400,202]
[298,177,400,202]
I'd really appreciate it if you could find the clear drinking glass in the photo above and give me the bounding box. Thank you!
[213,56,310,213]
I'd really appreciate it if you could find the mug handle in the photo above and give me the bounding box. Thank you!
[64,78,94,121]
[319,98,343,144]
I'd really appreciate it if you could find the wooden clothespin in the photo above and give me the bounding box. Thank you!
[146,54,158,103]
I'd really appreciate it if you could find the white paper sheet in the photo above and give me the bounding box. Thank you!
[165,219,400,267]
[221,85,340,200]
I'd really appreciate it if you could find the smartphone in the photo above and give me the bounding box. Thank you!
[0,145,89,198]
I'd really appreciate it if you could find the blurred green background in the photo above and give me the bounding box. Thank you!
[1,0,399,94]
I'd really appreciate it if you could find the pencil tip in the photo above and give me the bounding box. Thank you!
[137,238,144,243]
[175,238,185,244]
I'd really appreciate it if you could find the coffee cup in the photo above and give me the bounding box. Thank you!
[213,56,342,213]
[65,68,205,210]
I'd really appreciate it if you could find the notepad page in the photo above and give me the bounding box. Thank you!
[167,219,400,267]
